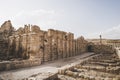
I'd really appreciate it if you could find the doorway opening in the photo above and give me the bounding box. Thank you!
[87,45,93,52]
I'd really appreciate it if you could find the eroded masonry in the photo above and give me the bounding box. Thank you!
[0,20,116,71]
[0,20,88,61]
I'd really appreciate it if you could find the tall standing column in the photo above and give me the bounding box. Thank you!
[44,32,51,62]
[57,31,63,59]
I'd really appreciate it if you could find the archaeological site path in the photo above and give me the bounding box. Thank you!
[0,52,95,80]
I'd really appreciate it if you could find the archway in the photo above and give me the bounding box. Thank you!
[87,45,93,52]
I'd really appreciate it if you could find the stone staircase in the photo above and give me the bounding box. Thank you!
[58,53,120,80]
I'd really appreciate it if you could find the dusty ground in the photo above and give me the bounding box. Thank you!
[0,52,95,80]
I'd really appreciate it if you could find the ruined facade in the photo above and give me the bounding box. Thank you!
[0,20,88,62]
[0,20,117,61]
[8,25,88,62]
[0,20,14,59]
[0,20,117,71]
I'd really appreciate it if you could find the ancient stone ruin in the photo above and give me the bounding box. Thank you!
[0,20,14,60]
[0,20,88,61]
[0,20,119,80]
[0,20,117,71]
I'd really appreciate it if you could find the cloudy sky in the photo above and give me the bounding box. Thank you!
[0,0,120,39]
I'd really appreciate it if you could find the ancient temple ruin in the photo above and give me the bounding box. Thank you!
[0,20,88,62]
[0,20,117,71]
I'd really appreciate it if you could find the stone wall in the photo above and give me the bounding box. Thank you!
[0,20,14,60]
[8,24,88,63]
[0,59,41,71]
[0,20,118,71]
[89,44,115,54]
[0,20,115,61]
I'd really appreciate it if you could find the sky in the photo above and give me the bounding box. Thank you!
[0,0,120,39]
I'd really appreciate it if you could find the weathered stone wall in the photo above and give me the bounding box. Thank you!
[76,36,88,55]
[0,59,41,71]
[1,20,116,60]
[0,20,118,71]
[0,21,89,62]
[0,20,14,60]
[7,24,88,63]
[89,44,115,54]
[0,20,14,34]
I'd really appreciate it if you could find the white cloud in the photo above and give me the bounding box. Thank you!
[85,32,100,39]
[9,9,120,39]
[86,25,120,39]
[101,25,120,39]
[14,10,55,17]
[11,9,57,30]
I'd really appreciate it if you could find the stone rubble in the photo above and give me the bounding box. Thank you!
[58,53,120,80]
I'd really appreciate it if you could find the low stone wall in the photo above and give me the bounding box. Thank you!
[0,59,41,71]
[27,72,58,80]
[93,44,115,54]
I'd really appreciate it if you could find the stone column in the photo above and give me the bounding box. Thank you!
[38,33,44,62]
[48,29,58,60]
[43,31,51,62]
[14,35,19,58]
[48,36,52,61]
[74,40,77,56]
[63,32,67,58]
[57,30,63,59]
[69,33,74,56]
[66,39,69,58]
[76,40,78,55]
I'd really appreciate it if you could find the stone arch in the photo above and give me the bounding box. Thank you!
[87,42,94,52]
[87,45,93,52]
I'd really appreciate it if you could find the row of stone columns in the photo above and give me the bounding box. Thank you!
[40,29,88,62]
[8,27,88,62]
